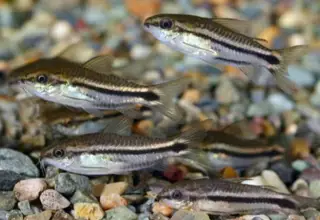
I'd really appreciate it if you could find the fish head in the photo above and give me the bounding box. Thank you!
[144,14,185,44]
[156,180,196,210]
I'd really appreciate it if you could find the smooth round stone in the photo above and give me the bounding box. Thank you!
[105,206,138,220]
[267,93,294,113]
[55,173,91,195]
[40,189,70,210]
[261,170,290,194]
[0,191,16,211]
[309,180,320,198]
[0,148,39,177]
[14,178,47,201]
[0,170,24,191]
[130,44,152,60]
[287,65,315,87]
[292,160,310,172]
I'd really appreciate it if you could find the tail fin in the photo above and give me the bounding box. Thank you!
[272,45,309,94]
[175,119,213,148]
[152,77,190,121]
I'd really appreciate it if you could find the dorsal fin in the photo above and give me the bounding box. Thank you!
[82,55,114,74]
[213,18,268,44]
[57,41,88,59]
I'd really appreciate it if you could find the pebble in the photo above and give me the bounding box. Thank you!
[74,202,105,220]
[51,210,74,220]
[270,161,295,184]
[0,170,24,191]
[125,0,161,19]
[221,166,239,178]
[50,20,74,41]
[215,77,240,104]
[24,210,52,220]
[287,65,315,87]
[55,173,91,195]
[309,180,320,198]
[261,170,290,194]
[100,194,128,211]
[39,189,70,210]
[13,178,47,201]
[267,93,294,113]
[291,138,310,159]
[247,101,274,117]
[152,202,173,217]
[182,88,201,104]
[170,210,210,220]
[70,190,98,204]
[291,179,310,197]
[17,200,41,216]
[0,191,16,211]
[104,206,138,220]
[302,208,320,219]
[292,160,310,172]
[130,44,152,60]
[0,148,39,177]
[7,210,23,220]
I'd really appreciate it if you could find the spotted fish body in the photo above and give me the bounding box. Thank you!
[144,14,309,93]
[8,56,188,120]
[40,120,210,175]
[157,179,320,215]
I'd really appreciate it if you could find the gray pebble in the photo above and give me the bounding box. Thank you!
[302,208,320,219]
[70,190,98,204]
[138,213,151,220]
[55,173,91,195]
[17,200,41,216]
[0,191,16,211]
[267,93,294,113]
[0,149,39,177]
[0,171,24,191]
[105,206,138,220]
[7,210,23,220]
[247,101,274,117]
[0,210,9,220]
[309,180,320,198]
[287,65,315,87]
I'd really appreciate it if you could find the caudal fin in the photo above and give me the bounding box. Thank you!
[152,77,190,121]
[176,119,213,148]
[271,45,309,94]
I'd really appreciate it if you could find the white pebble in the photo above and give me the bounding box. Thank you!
[50,21,73,41]
[261,170,290,194]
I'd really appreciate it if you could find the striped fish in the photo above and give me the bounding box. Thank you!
[144,14,309,93]
[8,55,189,120]
[185,130,284,172]
[157,178,320,215]
[40,119,211,175]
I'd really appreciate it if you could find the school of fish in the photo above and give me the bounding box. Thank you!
[7,12,317,216]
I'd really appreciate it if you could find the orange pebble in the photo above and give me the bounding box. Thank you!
[291,138,310,159]
[152,202,173,216]
[221,166,238,178]
[182,88,201,104]
[261,120,276,137]
[125,0,161,20]
[100,194,128,210]
[92,183,105,197]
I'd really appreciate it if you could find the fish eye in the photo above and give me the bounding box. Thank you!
[160,19,173,29]
[53,149,65,158]
[36,74,48,84]
[171,190,182,200]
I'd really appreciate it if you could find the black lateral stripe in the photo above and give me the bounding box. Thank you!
[178,28,280,65]
[71,82,160,101]
[189,195,296,210]
[69,143,188,155]
[204,148,283,158]
[215,57,251,65]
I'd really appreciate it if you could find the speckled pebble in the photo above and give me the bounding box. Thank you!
[55,173,91,195]
[0,191,16,211]
[104,206,138,220]
[14,178,47,201]
[40,189,70,210]
[74,202,105,220]
[24,210,52,220]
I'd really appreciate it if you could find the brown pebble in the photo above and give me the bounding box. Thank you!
[51,210,74,220]
[152,202,173,216]
[125,0,161,20]
[261,120,276,137]
[40,189,70,210]
[221,166,239,178]
[24,210,52,220]
[291,138,310,159]
[182,88,201,104]
[133,120,154,136]
[14,179,47,201]
[92,183,105,197]
[74,202,104,220]
[100,193,128,210]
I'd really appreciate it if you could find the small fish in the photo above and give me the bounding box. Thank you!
[144,14,309,93]
[40,119,212,175]
[156,178,320,215]
[186,130,284,171]
[8,52,189,120]
[39,107,132,136]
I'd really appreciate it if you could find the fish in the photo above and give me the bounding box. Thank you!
[8,52,189,121]
[185,130,285,172]
[39,107,132,136]
[143,14,309,93]
[40,119,212,175]
[156,178,320,215]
